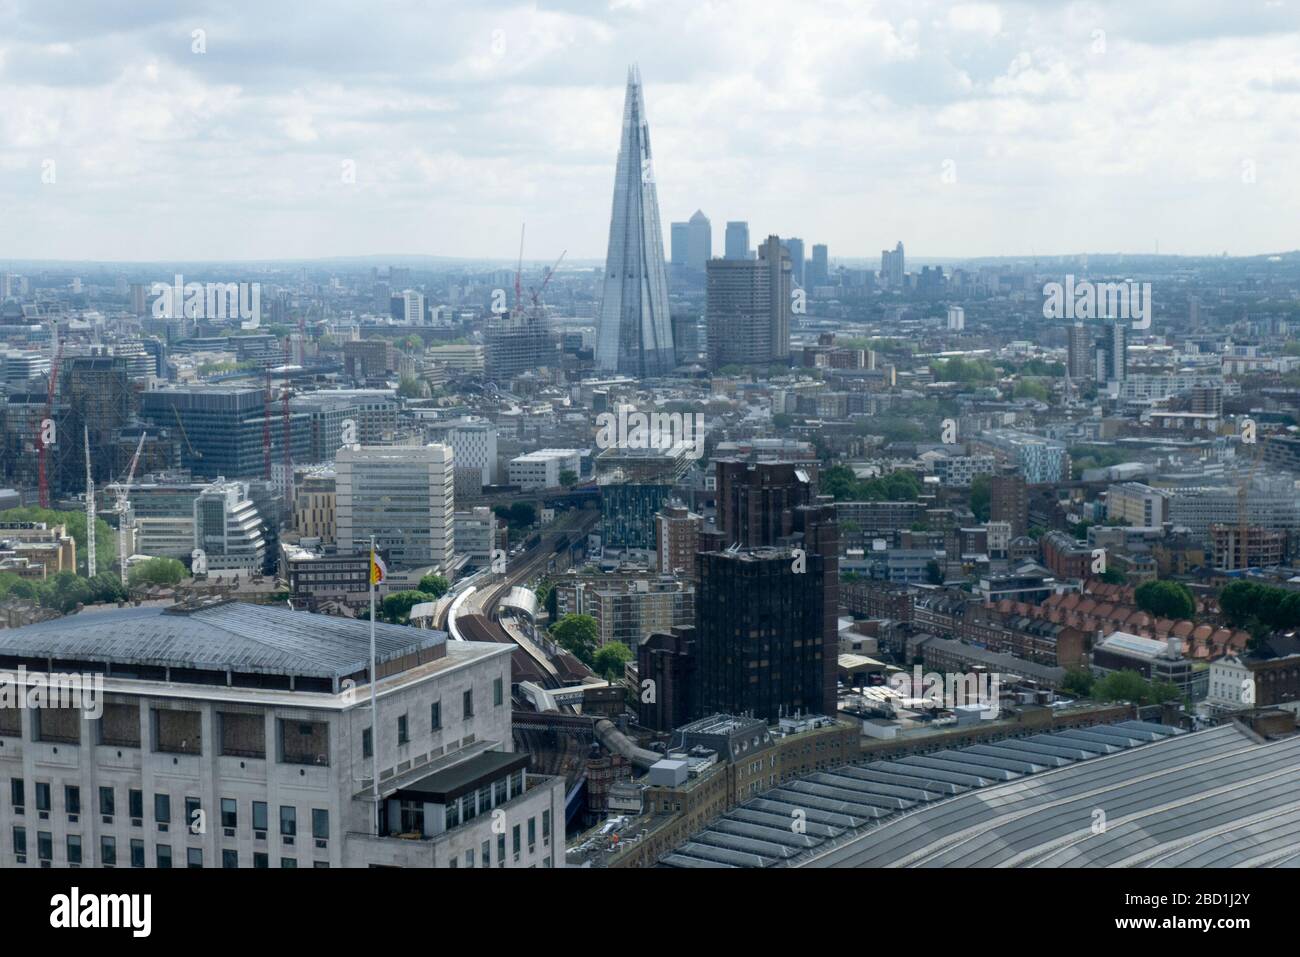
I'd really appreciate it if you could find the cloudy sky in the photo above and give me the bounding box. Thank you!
[3,0,1299,263]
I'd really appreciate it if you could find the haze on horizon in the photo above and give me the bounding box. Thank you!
[3,0,1299,264]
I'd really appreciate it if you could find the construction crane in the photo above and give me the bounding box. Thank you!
[263,367,273,481]
[528,250,567,315]
[37,323,63,508]
[1235,430,1269,571]
[84,425,95,578]
[281,374,294,510]
[116,432,147,584]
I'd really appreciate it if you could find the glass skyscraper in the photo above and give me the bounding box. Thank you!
[595,66,675,378]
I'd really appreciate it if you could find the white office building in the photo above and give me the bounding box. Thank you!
[508,449,581,491]
[0,600,564,868]
[336,444,455,570]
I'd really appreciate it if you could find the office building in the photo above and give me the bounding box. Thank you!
[1106,482,1167,527]
[0,600,563,868]
[809,244,829,288]
[715,460,814,548]
[336,444,455,570]
[783,237,805,287]
[601,483,672,552]
[194,480,268,573]
[656,502,703,578]
[1097,320,1128,383]
[139,387,311,480]
[724,221,750,261]
[881,242,904,287]
[594,66,676,378]
[507,449,581,490]
[694,547,833,722]
[946,306,965,331]
[670,210,711,271]
[972,430,1070,485]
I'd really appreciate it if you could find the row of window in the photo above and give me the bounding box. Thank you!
[362,679,503,756]
[9,781,328,841]
[11,828,328,868]
[445,810,552,868]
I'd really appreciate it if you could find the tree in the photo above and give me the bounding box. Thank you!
[416,574,449,600]
[592,641,632,681]
[128,557,186,587]
[969,475,991,523]
[1061,667,1095,698]
[925,560,943,585]
[1134,580,1195,620]
[381,590,436,624]
[550,614,599,667]
[559,469,578,487]
[397,376,426,399]
[0,506,117,574]
[1093,669,1152,703]
[1099,567,1126,585]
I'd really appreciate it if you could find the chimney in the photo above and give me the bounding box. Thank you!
[1166,636,1181,659]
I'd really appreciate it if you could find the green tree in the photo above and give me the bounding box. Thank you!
[0,506,117,574]
[550,614,599,667]
[1099,567,1126,585]
[1061,667,1095,698]
[128,557,186,587]
[416,574,449,599]
[1134,580,1195,620]
[397,376,427,398]
[381,590,436,624]
[969,475,991,523]
[592,641,633,681]
[559,469,578,487]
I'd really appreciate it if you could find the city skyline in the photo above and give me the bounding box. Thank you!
[4,0,1300,263]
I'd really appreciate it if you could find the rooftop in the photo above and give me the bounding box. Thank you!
[0,599,445,681]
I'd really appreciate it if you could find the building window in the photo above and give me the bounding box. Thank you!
[312,808,329,841]
[481,839,490,867]
[253,801,268,833]
[542,810,551,843]
[35,783,50,813]
[99,786,115,818]
[493,677,504,707]
[129,789,143,821]
[430,701,441,731]
[253,852,269,868]
[281,857,297,868]
[527,817,536,853]
[37,831,52,862]
[10,779,23,812]
[463,689,474,719]
[187,847,202,868]
[185,797,201,833]
[512,823,521,861]
[156,844,172,868]
[222,849,238,868]
[280,806,297,837]
[497,833,505,867]
[101,836,116,866]
[221,798,237,829]
[397,714,409,745]
[12,826,25,860]
[130,839,144,868]
[362,727,373,759]
[154,794,170,827]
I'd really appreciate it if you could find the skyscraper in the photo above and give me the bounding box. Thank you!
[724,221,750,260]
[670,210,711,271]
[881,241,905,286]
[1067,322,1092,380]
[810,244,829,287]
[705,234,792,368]
[783,237,805,287]
[1097,320,1128,383]
[595,66,675,378]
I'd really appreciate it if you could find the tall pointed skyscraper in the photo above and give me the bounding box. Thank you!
[595,66,675,377]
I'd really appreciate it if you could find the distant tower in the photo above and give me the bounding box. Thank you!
[595,66,676,378]
[724,222,750,261]
[1067,322,1092,379]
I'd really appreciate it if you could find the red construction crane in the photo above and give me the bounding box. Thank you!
[263,367,273,481]
[37,324,63,508]
[529,250,567,313]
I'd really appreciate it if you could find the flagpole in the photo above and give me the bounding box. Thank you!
[369,534,380,834]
